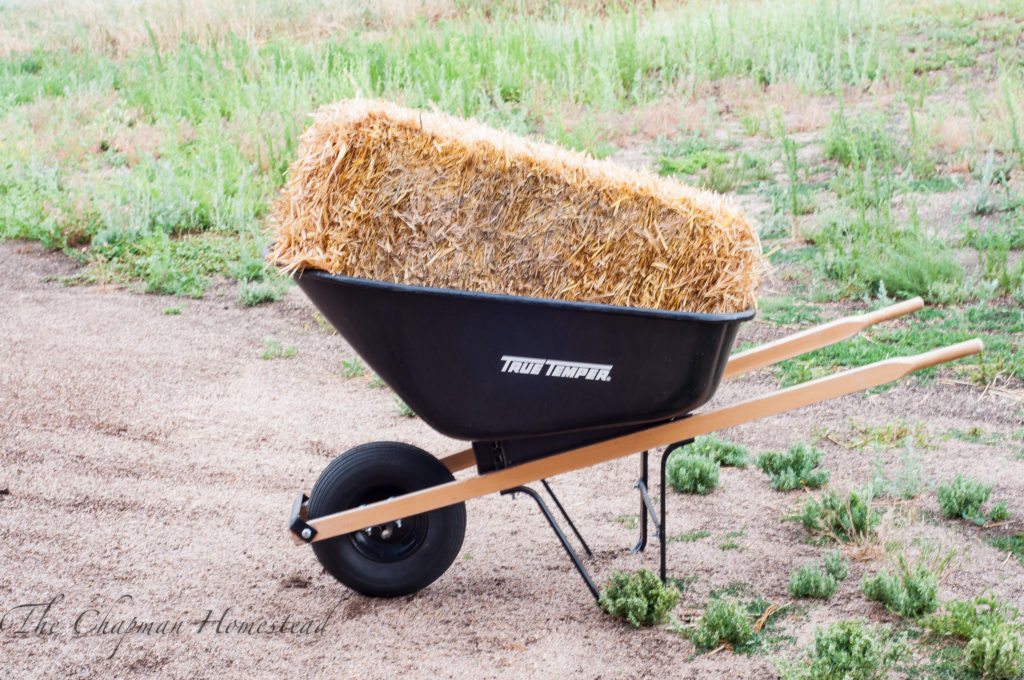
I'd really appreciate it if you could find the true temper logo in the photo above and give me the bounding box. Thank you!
[500,355,612,382]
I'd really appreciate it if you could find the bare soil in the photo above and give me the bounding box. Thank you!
[1,240,1022,679]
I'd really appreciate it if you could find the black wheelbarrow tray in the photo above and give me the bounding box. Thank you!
[285,268,982,599]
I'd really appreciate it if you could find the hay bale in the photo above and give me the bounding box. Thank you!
[269,99,763,314]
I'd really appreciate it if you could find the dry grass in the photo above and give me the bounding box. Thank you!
[0,0,458,56]
[270,99,763,314]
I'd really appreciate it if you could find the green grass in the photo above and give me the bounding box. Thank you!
[670,529,712,543]
[260,338,296,360]
[985,533,1024,562]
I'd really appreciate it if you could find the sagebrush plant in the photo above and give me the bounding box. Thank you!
[926,592,1024,679]
[757,443,830,491]
[925,592,1022,641]
[965,627,1024,678]
[936,474,995,523]
[598,569,680,628]
[775,619,907,680]
[798,488,878,544]
[691,595,754,650]
[688,435,749,467]
[861,552,945,619]
[788,549,851,599]
[666,450,719,495]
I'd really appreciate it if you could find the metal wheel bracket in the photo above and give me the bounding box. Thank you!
[289,494,317,544]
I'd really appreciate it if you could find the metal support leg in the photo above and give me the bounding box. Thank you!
[540,479,592,557]
[660,439,693,584]
[502,486,600,601]
[631,451,662,553]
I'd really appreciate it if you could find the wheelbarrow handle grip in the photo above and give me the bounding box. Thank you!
[723,296,924,379]
[904,338,984,371]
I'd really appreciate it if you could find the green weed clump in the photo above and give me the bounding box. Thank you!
[691,596,754,650]
[775,619,907,680]
[260,338,296,360]
[925,593,1022,641]
[598,569,680,628]
[788,550,850,599]
[236,280,285,306]
[798,489,878,544]
[965,627,1024,678]
[666,450,719,495]
[756,443,830,491]
[861,554,940,620]
[936,475,1011,525]
[688,435,749,468]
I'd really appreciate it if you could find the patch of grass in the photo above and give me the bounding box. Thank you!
[797,488,878,546]
[686,435,749,468]
[666,450,720,495]
[260,338,296,360]
[598,569,680,628]
[670,529,711,543]
[339,357,366,378]
[985,533,1024,562]
[775,619,908,680]
[758,296,825,326]
[162,305,182,315]
[236,279,286,307]
[821,418,931,451]
[756,443,830,492]
[944,426,1005,446]
[368,374,386,389]
[719,526,747,551]
[612,515,639,531]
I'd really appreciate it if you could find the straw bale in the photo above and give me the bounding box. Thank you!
[269,99,763,314]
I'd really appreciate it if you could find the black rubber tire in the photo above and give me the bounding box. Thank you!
[307,442,466,597]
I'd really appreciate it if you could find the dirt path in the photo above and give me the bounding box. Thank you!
[2,241,1021,679]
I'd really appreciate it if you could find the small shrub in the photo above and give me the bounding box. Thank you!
[688,435,749,467]
[776,619,907,680]
[237,280,284,306]
[965,628,1024,679]
[666,451,720,494]
[925,593,1022,641]
[756,443,830,491]
[989,501,1011,522]
[799,489,878,544]
[598,569,680,628]
[788,550,849,599]
[691,596,754,650]
[825,549,850,581]
[869,445,931,500]
[936,475,992,521]
[789,563,839,599]
[861,554,939,619]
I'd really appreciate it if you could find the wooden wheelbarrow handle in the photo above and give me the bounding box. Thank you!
[723,296,924,379]
[306,338,982,542]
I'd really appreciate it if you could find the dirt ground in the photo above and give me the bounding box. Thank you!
[1,240,1022,679]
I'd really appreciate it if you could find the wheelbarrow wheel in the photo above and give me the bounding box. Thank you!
[307,441,466,597]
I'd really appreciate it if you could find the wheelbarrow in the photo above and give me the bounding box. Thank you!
[285,268,982,599]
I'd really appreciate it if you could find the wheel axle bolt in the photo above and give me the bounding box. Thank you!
[301,528,312,540]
